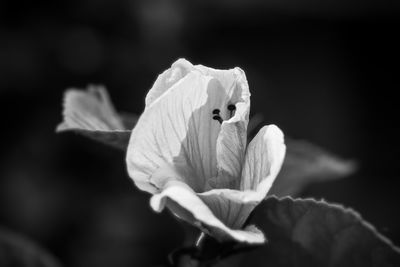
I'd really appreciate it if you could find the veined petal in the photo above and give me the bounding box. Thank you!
[240,125,286,198]
[195,66,251,190]
[195,65,245,97]
[145,59,194,108]
[126,71,236,193]
[57,85,133,149]
[197,126,286,228]
[198,189,258,229]
[150,180,265,244]
[213,68,250,189]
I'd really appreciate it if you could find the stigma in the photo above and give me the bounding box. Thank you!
[212,104,236,124]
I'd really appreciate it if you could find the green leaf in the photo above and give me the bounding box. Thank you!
[269,138,357,197]
[56,85,137,150]
[227,197,400,267]
[0,227,61,267]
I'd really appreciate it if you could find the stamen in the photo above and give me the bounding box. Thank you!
[227,104,236,117]
[212,109,220,115]
[227,104,236,111]
[213,115,223,124]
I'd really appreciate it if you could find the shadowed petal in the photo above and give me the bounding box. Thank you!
[195,125,286,228]
[240,125,286,197]
[150,180,265,244]
[195,64,245,97]
[211,68,251,190]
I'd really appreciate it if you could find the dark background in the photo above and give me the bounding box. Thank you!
[0,0,399,266]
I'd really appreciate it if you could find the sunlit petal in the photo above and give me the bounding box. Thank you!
[151,180,265,244]
[202,67,251,190]
[145,59,194,108]
[198,189,258,229]
[240,125,286,198]
[196,125,286,228]
[127,70,236,193]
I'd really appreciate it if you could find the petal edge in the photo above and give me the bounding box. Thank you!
[240,125,286,198]
[151,180,265,244]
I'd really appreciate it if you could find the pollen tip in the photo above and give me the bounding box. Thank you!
[212,109,220,115]
[227,104,236,111]
[212,115,223,124]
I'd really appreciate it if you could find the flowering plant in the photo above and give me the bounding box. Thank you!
[57,59,400,266]
[125,59,286,244]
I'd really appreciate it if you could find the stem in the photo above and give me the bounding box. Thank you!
[171,232,254,267]
[195,232,206,248]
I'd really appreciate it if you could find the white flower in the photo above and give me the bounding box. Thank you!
[126,59,286,244]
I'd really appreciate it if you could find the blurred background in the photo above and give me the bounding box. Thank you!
[0,0,399,266]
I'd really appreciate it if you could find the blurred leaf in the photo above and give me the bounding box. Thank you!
[0,227,61,267]
[247,114,264,135]
[269,138,357,197]
[56,85,137,149]
[226,197,400,267]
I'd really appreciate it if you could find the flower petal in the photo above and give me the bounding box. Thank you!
[126,70,236,193]
[193,64,251,189]
[195,64,244,96]
[213,68,250,189]
[56,85,134,149]
[145,59,194,108]
[196,126,285,228]
[198,189,257,229]
[150,180,265,244]
[240,125,286,197]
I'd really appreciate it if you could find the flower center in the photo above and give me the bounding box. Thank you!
[212,104,236,124]
[212,109,223,124]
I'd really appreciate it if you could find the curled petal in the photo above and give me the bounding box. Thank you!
[150,180,265,244]
[196,125,286,228]
[57,85,133,149]
[198,189,257,229]
[145,59,194,108]
[240,125,286,198]
[195,64,246,99]
[211,68,250,189]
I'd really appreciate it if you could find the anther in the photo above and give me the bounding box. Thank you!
[227,104,236,111]
[213,115,223,124]
[227,104,236,117]
[212,109,220,115]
